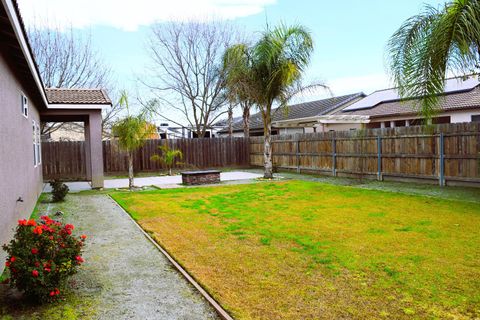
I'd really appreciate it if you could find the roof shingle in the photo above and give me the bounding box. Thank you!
[46,88,112,105]
[219,92,364,132]
[339,86,480,118]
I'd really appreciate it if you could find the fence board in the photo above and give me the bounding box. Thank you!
[42,137,249,180]
[250,122,480,186]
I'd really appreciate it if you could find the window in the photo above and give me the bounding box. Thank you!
[32,120,41,167]
[472,115,480,122]
[21,93,28,118]
[36,123,41,165]
[32,120,37,166]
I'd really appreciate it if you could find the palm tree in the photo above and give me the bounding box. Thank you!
[222,44,254,139]
[224,24,316,178]
[387,0,480,119]
[112,91,155,189]
[150,144,183,176]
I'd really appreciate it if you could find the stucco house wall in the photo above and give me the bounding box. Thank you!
[0,51,43,264]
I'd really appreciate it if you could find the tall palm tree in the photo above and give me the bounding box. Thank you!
[388,0,480,119]
[225,24,315,178]
[112,91,155,189]
[222,44,254,139]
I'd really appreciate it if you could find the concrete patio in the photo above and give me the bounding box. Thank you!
[43,171,262,192]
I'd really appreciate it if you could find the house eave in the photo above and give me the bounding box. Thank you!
[2,0,49,109]
[273,115,371,127]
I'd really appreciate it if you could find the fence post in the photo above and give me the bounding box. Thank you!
[332,136,337,177]
[439,132,445,186]
[296,137,300,173]
[377,135,382,181]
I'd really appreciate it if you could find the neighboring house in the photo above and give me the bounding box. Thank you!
[217,93,365,137]
[42,122,85,142]
[330,76,480,130]
[157,124,187,139]
[0,0,110,267]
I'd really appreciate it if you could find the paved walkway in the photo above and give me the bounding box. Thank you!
[44,171,262,192]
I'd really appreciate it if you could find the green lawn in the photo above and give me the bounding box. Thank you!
[111,180,480,319]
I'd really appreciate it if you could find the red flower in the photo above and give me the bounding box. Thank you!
[44,267,51,272]
[5,261,10,268]
[65,224,74,230]
[18,219,28,226]
[81,234,87,240]
[32,269,39,277]
[34,261,40,267]
[27,219,36,226]
[49,291,55,297]
[10,257,16,263]
[75,256,84,264]
[49,236,54,240]
[33,226,43,235]
[55,288,60,295]
[31,248,38,254]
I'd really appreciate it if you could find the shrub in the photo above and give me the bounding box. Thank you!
[50,180,69,202]
[2,215,86,301]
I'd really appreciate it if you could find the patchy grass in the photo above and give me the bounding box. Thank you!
[111,180,480,319]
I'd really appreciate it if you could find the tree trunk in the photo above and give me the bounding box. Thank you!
[228,106,233,137]
[128,152,134,189]
[242,104,250,139]
[168,167,172,176]
[263,115,273,179]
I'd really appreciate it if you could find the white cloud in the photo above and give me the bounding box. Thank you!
[17,0,276,31]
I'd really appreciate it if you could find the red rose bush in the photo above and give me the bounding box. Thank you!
[2,215,86,301]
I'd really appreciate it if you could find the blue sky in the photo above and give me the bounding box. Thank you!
[18,0,444,120]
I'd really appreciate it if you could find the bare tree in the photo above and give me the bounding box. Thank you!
[143,20,239,138]
[28,25,119,136]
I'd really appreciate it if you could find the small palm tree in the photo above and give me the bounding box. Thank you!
[112,91,155,189]
[387,0,480,119]
[224,24,318,178]
[150,144,183,176]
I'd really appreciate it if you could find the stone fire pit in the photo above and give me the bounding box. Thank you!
[181,170,221,185]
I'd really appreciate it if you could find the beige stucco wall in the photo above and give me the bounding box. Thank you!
[319,123,364,132]
[0,52,44,265]
[371,109,480,125]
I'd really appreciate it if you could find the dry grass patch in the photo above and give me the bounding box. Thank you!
[111,181,480,319]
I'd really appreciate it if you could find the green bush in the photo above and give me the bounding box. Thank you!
[50,180,69,202]
[2,216,86,301]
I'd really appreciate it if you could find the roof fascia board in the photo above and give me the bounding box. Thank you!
[46,104,108,110]
[2,0,49,109]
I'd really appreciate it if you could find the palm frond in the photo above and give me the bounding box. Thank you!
[387,0,480,119]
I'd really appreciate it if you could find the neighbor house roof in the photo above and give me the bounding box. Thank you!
[339,76,480,118]
[218,92,365,133]
[46,88,112,105]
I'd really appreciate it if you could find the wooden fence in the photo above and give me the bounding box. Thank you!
[250,122,480,186]
[42,141,87,180]
[42,123,480,186]
[42,137,249,180]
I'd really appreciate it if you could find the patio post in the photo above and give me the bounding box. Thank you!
[85,111,104,188]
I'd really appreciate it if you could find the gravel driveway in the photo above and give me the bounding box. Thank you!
[17,194,220,320]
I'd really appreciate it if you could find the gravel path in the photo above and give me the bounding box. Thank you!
[41,194,219,319]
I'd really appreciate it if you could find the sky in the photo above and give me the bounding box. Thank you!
[17,0,444,123]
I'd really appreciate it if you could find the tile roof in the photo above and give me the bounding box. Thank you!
[339,85,480,118]
[219,92,365,132]
[45,88,112,105]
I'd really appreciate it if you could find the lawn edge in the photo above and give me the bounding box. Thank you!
[106,194,234,320]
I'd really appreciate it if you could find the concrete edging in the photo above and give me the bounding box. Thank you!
[107,194,234,320]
